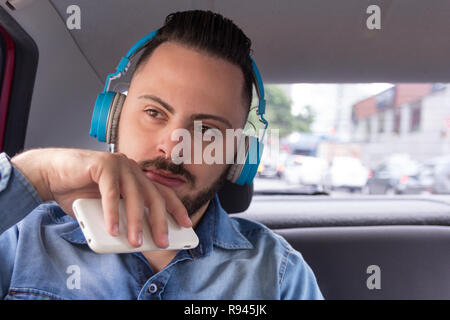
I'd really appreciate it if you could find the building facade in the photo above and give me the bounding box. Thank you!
[352,83,450,169]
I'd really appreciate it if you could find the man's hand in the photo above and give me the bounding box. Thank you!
[11,148,191,249]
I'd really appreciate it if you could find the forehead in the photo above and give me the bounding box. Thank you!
[129,41,247,127]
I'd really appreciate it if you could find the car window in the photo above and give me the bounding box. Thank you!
[254,83,450,196]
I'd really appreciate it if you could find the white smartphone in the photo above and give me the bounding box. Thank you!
[72,198,199,254]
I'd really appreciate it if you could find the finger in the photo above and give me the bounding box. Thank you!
[130,165,170,248]
[119,164,145,248]
[97,165,120,236]
[153,182,192,228]
[145,194,170,249]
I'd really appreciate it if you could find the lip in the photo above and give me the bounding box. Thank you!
[144,169,186,188]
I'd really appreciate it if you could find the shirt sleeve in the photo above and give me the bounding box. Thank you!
[0,152,44,298]
[0,152,43,235]
[279,246,325,300]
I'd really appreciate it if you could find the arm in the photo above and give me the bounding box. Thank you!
[0,152,43,298]
[0,152,43,235]
[6,148,190,248]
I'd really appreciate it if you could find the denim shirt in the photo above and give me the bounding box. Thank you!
[0,152,323,300]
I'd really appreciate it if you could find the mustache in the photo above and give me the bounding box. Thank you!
[138,156,196,185]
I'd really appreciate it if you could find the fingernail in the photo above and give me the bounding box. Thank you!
[112,224,119,236]
[137,232,143,246]
[162,234,169,248]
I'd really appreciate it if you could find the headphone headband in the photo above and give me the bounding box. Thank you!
[102,29,268,126]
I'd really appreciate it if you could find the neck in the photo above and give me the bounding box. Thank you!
[189,200,211,229]
[141,199,211,273]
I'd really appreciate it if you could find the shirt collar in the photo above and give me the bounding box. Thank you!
[59,194,254,256]
[192,194,254,257]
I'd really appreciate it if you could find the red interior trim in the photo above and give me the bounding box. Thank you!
[0,25,15,152]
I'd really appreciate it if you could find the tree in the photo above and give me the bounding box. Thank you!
[246,85,315,137]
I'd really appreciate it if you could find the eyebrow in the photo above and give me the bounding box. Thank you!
[137,94,233,128]
[138,94,175,114]
[191,114,232,129]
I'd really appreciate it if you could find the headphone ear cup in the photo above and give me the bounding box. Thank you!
[89,91,126,144]
[227,134,264,185]
[106,93,126,145]
[90,91,114,142]
[227,134,249,183]
[237,136,264,185]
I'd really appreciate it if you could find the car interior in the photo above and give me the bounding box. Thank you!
[1,0,450,300]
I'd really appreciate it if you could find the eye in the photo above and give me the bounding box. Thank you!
[194,123,215,134]
[144,108,165,119]
[201,125,212,134]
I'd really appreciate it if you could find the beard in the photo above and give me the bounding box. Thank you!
[179,167,229,217]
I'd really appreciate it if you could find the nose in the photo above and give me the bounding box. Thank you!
[156,137,180,160]
[155,124,188,161]
[156,143,169,159]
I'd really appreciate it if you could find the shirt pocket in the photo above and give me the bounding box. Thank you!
[5,287,66,300]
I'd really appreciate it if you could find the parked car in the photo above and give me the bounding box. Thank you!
[324,156,370,192]
[365,154,420,195]
[257,151,288,179]
[432,156,450,194]
[401,156,450,194]
[283,155,329,187]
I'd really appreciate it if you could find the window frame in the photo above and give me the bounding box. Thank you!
[0,24,15,153]
[0,6,38,156]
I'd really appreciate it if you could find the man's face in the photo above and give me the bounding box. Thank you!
[116,41,247,216]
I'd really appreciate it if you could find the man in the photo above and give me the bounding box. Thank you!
[0,10,323,299]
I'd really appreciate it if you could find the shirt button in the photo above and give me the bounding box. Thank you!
[148,283,158,294]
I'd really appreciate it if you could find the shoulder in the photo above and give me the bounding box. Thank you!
[229,216,324,300]
[229,216,292,252]
[228,216,301,276]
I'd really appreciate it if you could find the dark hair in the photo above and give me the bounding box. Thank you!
[132,10,254,114]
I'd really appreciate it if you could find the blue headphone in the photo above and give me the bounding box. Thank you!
[89,29,268,185]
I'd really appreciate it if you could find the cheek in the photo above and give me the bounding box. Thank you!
[119,105,143,136]
[117,108,152,155]
[188,163,228,186]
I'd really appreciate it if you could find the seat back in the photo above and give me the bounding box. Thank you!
[235,195,450,299]
[276,225,450,299]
